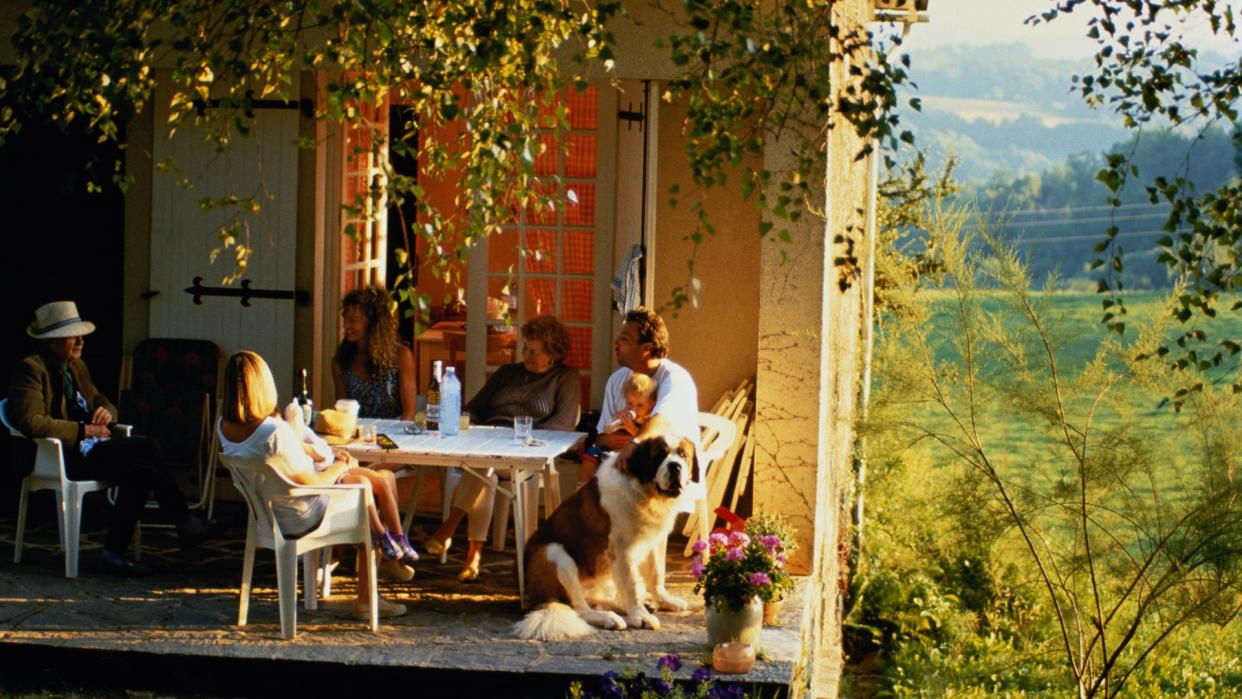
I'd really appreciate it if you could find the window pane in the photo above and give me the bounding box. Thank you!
[564,87,598,130]
[561,279,592,322]
[524,229,557,273]
[535,133,558,177]
[564,182,595,226]
[563,231,594,274]
[525,278,556,318]
[565,134,597,178]
[565,326,591,370]
[342,225,360,265]
[527,181,558,226]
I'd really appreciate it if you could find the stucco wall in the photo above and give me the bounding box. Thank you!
[652,98,761,408]
[748,1,874,694]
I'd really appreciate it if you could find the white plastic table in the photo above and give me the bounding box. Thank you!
[343,419,585,598]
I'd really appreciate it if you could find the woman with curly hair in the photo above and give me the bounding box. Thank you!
[425,315,581,581]
[331,286,419,583]
[332,286,417,421]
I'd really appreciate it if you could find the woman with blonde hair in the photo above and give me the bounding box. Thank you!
[217,351,414,619]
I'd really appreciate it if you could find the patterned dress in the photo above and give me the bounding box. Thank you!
[342,362,402,418]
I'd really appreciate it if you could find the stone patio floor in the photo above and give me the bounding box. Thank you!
[0,490,802,698]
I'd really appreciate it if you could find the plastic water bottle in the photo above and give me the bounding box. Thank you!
[440,366,461,437]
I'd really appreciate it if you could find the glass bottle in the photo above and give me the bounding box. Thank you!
[298,368,313,425]
[427,360,442,431]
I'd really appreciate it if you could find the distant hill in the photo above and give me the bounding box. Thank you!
[894,43,1239,182]
[895,43,1239,290]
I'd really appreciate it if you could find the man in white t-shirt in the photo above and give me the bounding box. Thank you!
[596,308,700,452]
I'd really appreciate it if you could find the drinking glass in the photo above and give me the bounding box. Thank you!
[513,415,533,445]
[362,424,377,444]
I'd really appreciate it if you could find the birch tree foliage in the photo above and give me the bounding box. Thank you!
[0,0,621,303]
[0,0,916,313]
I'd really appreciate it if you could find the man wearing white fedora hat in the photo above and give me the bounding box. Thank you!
[8,301,222,575]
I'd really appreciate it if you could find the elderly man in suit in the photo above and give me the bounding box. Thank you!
[8,301,220,575]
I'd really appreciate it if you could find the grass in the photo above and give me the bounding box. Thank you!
[910,289,1242,482]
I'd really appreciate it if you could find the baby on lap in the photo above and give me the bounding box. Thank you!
[579,371,656,483]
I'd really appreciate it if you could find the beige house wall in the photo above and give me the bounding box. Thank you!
[750,1,873,695]
[652,98,762,409]
[122,103,154,357]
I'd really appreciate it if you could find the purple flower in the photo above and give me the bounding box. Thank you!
[599,670,623,698]
[652,679,673,694]
[657,654,683,672]
[709,532,728,549]
[692,539,709,553]
[777,553,787,565]
[691,666,713,683]
[727,531,751,548]
[749,572,771,587]
[726,546,745,561]
[708,683,746,699]
[691,555,706,578]
[760,534,781,552]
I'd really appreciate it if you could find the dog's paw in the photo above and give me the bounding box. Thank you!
[626,607,661,630]
[585,609,627,631]
[656,590,689,612]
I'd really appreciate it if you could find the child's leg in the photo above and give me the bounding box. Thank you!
[578,458,597,483]
[338,473,384,533]
[578,444,604,484]
[346,468,403,534]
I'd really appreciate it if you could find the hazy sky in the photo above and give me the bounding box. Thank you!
[900,0,1242,60]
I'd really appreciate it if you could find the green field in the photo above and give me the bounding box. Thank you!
[907,290,1242,478]
[854,289,1242,696]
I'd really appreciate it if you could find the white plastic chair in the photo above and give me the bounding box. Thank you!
[490,465,561,553]
[219,453,378,640]
[682,411,739,555]
[2,397,136,578]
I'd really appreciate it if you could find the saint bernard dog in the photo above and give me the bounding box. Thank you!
[513,434,697,640]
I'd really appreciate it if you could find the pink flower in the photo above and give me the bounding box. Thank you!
[760,534,782,552]
[709,532,729,550]
[777,553,787,565]
[749,572,771,587]
[728,531,751,548]
[726,546,745,561]
[691,555,706,578]
[692,539,708,554]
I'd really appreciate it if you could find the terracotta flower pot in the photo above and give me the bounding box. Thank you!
[706,596,763,647]
[763,596,786,626]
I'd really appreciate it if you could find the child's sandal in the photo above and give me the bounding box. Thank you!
[397,534,420,563]
[374,531,403,560]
